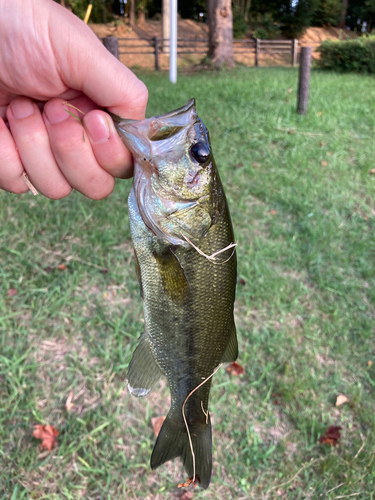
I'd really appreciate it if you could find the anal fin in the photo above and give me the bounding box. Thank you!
[220,324,238,363]
[127,333,162,397]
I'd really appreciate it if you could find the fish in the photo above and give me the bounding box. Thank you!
[112,98,238,489]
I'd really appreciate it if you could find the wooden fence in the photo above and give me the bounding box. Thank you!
[102,36,321,70]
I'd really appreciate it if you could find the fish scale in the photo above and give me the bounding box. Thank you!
[113,98,238,489]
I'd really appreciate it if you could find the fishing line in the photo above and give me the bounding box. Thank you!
[180,233,237,264]
[181,363,223,485]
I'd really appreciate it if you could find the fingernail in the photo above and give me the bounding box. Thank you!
[84,114,110,144]
[44,102,70,125]
[10,98,34,119]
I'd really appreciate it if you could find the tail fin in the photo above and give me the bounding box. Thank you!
[150,411,212,489]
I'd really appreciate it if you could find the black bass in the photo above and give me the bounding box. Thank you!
[113,99,238,489]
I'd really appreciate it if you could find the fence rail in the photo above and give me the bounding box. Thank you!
[101,36,321,70]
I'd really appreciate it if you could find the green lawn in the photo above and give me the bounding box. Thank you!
[1,67,374,499]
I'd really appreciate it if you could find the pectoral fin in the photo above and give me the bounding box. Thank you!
[153,248,191,305]
[127,332,163,397]
[220,324,238,363]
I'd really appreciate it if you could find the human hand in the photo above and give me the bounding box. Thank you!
[0,0,148,199]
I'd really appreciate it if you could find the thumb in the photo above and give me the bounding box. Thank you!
[48,1,148,120]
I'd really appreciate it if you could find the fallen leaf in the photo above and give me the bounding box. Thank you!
[336,394,349,406]
[270,209,278,215]
[288,129,295,134]
[100,268,109,274]
[57,264,67,270]
[326,151,332,156]
[319,425,342,446]
[252,162,260,168]
[151,416,166,437]
[227,361,245,376]
[287,87,293,93]
[321,160,328,167]
[369,169,375,175]
[178,491,194,500]
[32,424,59,451]
[320,141,325,147]
[318,111,323,116]
[7,288,17,297]
[65,390,75,412]
[234,162,244,169]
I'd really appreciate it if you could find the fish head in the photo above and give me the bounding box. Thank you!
[115,98,214,200]
[114,99,221,246]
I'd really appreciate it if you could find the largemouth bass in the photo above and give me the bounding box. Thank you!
[113,99,238,489]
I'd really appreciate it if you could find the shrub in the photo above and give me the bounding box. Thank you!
[316,36,375,73]
[233,6,249,39]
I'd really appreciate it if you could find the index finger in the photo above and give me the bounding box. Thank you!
[48,2,148,120]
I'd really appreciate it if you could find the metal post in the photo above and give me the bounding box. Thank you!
[255,38,259,67]
[103,36,119,60]
[297,46,312,115]
[154,37,159,71]
[169,0,177,83]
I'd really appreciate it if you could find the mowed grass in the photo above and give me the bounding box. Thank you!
[1,67,374,499]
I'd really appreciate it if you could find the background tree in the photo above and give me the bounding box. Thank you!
[311,0,342,26]
[207,0,235,67]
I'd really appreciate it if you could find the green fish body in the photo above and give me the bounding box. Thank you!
[114,99,238,489]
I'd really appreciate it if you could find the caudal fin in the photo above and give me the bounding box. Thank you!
[150,411,212,489]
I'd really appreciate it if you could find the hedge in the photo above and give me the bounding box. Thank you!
[316,36,375,74]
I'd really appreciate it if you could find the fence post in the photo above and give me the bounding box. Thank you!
[103,36,119,60]
[154,37,159,71]
[292,39,298,67]
[297,46,312,115]
[255,38,260,67]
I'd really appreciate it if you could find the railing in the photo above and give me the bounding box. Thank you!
[102,36,321,70]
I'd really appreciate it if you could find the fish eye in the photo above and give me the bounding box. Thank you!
[190,142,210,164]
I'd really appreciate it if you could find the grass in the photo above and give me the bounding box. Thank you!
[1,67,374,499]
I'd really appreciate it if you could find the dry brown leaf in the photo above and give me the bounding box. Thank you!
[369,169,375,175]
[336,394,349,406]
[270,209,278,215]
[326,151,332,156]
[319,425,342,446]
[320,141,325,147]
[321,160,328,167]
[7,288,17,297]
[151,416,166,437]
[227,361,245,376]
[287,87,293,93]
[32,424,59,451]
[252,162,260,168]
[57,264,67,270]
[179,491,194,500]
[65,390,75,412]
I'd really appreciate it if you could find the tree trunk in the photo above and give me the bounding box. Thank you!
[338,0,348,29]
[130,0,135,27]
[208,0,234,68]
[137,9,146,26]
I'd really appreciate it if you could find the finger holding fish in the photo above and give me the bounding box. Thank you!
[1,96,135,199]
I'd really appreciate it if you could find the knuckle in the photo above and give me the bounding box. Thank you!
[87,177,115,200]
[44,185,73,200]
